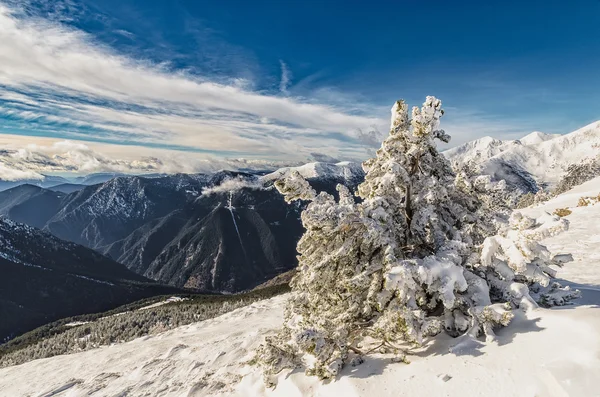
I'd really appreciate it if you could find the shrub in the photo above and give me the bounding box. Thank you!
[553,208,572,217]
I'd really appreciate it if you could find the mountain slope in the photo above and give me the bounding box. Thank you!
[0,164,363,293]
[102,209,189,274]
[44,174,205,249]
[445,121,600,191]
[0,217,179,341]
[262,161,364,184]
[0,184,65,228]
[145,189,303,292]
[0,175,70,192]
[49,183,86,194]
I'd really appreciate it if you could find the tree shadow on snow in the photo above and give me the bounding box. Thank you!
[552,278,600,309]
[343,356,387,379]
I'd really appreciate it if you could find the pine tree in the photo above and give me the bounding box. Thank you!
[257,97,573,385]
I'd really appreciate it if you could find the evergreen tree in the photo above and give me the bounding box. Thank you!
[257,97,575,385]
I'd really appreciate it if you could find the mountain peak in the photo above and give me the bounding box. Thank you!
[519,131,560,146]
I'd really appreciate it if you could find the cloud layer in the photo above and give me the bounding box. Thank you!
[0,3,384,164]
[0,135,298,181]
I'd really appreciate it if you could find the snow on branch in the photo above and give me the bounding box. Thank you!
[256,96,577,385]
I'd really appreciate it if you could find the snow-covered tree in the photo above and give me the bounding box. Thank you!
[479,212,580,310]
[453,161,518,240]
[257,97,575,385]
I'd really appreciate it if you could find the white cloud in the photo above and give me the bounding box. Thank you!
[279,60,292,94]
[0,163,43,181]
[201,176,264,196]
[0,3,554,168]
[0,4,382,161]
[0,135,300,180]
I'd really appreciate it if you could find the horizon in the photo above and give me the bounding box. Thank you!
[1,0,599,179]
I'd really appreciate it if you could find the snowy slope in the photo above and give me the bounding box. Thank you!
[443,136,518,165]
[519,176,600,296]
[519,131,561,146]
[262,161,364,183]
[2,180,600,396]
[445,121,600,190]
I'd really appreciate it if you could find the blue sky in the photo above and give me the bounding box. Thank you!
[0,0,599,175]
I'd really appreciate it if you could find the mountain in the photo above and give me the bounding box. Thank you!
[518,131,561,146]
[0,185,66,228]
[44,174,206,249]
[143,185,304,291]
[49,183,86,194]
[0,175,70,192]
[71,172,168,186]
[444,121,600,191]
[0,217,180,341]
[71,172,126,185]
[262,161,364,185]
[0,163,364,293]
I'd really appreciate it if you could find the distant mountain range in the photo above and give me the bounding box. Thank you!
[0,162,364,294]
[0,172,168,192]
[0,217,180,342]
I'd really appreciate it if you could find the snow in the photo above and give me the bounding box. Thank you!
[137,297,187,311]
[262,161,363,182]
[2,182,600,396]
[64,321,91,328]
[1,292,599,396]
[443,136,516,165]
[519,131,560,146]
[519,176,600,298]
[445,121,600,187]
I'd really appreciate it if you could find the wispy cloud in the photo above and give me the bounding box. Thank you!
[0,1,572,178]
[279,60,292,94]
[0,3,382,164]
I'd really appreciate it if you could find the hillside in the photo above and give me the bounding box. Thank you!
[0,217,180,341]
[0,175,70,192]
[0,184,66,228]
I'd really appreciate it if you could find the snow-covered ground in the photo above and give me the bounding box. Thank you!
[2,181,600,397]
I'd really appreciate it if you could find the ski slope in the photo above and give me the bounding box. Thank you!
[2,182,600,397]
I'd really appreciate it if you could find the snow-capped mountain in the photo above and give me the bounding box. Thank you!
[262,161,364,184]
[0,217,179,341]
[444,121,600,191]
